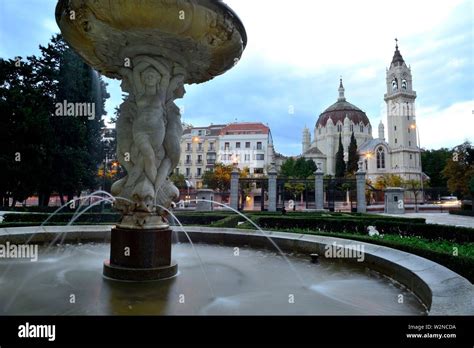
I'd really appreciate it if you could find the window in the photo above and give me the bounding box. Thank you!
[186,143,191,151]
[209,143,214,151]
[244,154,250,161]
[256,154,265,161]
[245,142,251,148]
[224,142,230,150]
[376,147,385,169]
[350,124,353,132]
[236,142,241,149]
[256,142,262,150]
[197,155,203,164]
[186,168,190,177]
[394,126,397,131]
[410,154,413,160]
[254,168,264,174]
[186,155,191,164]
[395,138,398,144]
[392,78,398,91]
[197,168,202,176]
[407,115,410,120]
[365,159,368,171]
[360,125,364,132]
[337,124,342,132]
[175,168,179,174]
[197,143,203,151]
[206,153,216,164]
[409,141,411,147]
[408,128,410,133]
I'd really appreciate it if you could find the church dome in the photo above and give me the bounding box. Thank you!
[316,79,371,128]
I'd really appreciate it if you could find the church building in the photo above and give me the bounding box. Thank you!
[301,41,422,182]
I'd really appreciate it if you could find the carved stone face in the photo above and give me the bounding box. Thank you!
[143,67,160,87]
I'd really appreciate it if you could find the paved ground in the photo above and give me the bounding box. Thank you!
[381,212,474,228]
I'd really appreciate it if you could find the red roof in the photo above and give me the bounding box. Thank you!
[220,122,270,135]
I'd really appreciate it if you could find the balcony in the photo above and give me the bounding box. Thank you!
[185,161,193,165]
[185,148,193,153]
[206,159,216,165]
[196,160,203,165]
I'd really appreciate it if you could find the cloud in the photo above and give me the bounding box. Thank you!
[417,101,474,149]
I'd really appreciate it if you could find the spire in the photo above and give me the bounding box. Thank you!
[338,77,345,102]
[378,120,385,140]
[391,38,405,67]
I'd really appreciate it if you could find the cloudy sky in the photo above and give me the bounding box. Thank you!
[1,0,472,155]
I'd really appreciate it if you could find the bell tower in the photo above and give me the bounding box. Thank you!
[384,39,421,180]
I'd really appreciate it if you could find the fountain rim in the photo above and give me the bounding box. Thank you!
[54,0,248,49]
[1,225,472,315]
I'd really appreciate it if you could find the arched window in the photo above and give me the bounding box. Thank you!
[337,124,342,132]
[360,124,364,132]
[392,78,398,91]
[376,147,385,169]
[402,79,407,90]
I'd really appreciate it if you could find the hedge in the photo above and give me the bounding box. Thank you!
[169,213,230,226]
[0,205,112,213]
[2,213,121,224]
[284,229,474,283]
[210,215,241,228]
[449,210,474,217]
[247,216,474,243]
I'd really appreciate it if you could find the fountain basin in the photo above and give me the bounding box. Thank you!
[1,226,472,315]
[55,0,247,83]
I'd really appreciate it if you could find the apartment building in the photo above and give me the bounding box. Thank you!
[176,122,276,188]
[177,124,225,188]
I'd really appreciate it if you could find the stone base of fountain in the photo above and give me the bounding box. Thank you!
[103,226,178,281]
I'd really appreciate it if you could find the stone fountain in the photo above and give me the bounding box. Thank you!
[55,0,246,280]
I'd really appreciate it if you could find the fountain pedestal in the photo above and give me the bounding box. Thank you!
[103,226,177,281]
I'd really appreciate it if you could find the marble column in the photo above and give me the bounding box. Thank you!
[314,163,324,211]
[268,164,277,212]
[356,161,367,213]
[230,167,239,210]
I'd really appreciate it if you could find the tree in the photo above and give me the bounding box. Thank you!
[280,157,296,177]
[404,179,422,212]
[442,142,474,198]
[170,173,186,190]
[202,163,247,192]
[0,57,53,206]
[347,132,359,175]
[281,157,317,179]
[421,148,451,188]
[335,133,346,178]
[374,174,404,190]
[0,34,109,207]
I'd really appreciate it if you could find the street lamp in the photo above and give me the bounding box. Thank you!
[410,124,424,203]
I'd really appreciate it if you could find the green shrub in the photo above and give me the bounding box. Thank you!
[169,213,229,226]
[2,213,121,224]
[449,209,474,217]
[284,229,474,283]
[249,216,474,243]
[210,215,241,228]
